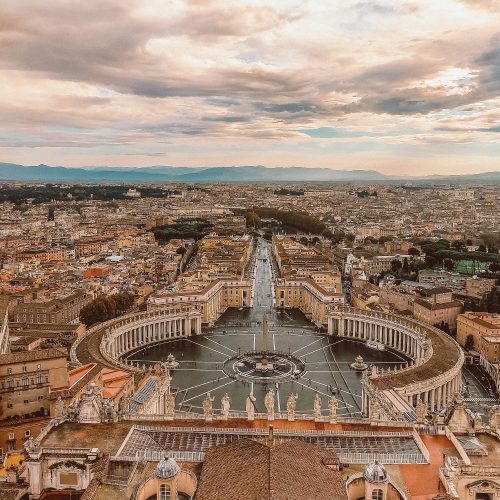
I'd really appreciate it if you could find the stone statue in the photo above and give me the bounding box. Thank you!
[246,393,256,421]
[286,393,298,421]
[328,396,338,422]
[25,437,38,453]
[415,398,427,424]
[203,392,214,420]
[164,369,172,394]
[489,405,500,431]
[370,398,381,420]
[313,393,322,420]
[165,392,175,419]
[264,388,275,420]
[473,413,483,432]
[55,396,66,418]
[119,395,130,416]
[220,393,231,419]
[67,401,79,422]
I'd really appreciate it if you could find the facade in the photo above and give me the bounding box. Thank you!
[0,348,69,421]
[413,288,462,330]
[13,290,92,324]
[457,312,500,362]
[149,278,251,325]
[275,278,344,325]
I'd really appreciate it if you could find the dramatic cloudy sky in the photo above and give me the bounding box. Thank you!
[1,0,499,174]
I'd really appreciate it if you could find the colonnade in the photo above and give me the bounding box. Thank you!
[327,306,464,413]
[99,307,202,365]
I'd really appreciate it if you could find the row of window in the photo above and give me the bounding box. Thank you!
[7,364,42,374]
[4,374,47,389]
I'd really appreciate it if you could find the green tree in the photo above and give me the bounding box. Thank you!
[408,247,420,257]
[443,258,455,271]
[391,259,402,273]
[80,293,135,327]
[464,334,474,351]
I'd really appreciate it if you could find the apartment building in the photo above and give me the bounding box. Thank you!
[0,348,68,422]
[457,312,500,362]
[413,287,462,330]
[13,290,92,324]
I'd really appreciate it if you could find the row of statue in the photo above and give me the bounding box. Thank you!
[199,389,339,421]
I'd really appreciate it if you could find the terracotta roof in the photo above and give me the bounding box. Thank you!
[0,347,67,365]
[414,298,462,311]
[196,438,347,500]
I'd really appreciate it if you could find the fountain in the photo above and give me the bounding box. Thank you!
[350,355,368,371]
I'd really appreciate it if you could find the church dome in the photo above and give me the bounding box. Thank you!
[363,460,388,483]
[156,457,180,479]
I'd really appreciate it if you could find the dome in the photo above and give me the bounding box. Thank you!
[363,460,388,483]
[156,457,180,479]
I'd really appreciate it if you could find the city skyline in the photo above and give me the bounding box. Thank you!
[1,0,500,174]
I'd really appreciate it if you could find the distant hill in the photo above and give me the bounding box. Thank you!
[0,162,498,184]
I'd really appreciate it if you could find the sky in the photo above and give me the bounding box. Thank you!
[0,0,499,175]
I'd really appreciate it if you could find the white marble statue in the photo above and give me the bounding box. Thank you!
[220,393,231,419]
[246,393,256,421]
[165,392,175,418]
[314,393,322,420]
[203,392,214,420]
[328,396,338,422]
[286,393,298,421]
[55,396,66,418]
[264,388,275,420]
[415,398,427,424]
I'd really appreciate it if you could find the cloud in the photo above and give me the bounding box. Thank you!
[0,0,499,174]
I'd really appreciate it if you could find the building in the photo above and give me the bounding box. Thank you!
[275,278,344,325]
[413,287,462,330]
[13,290,92,324]
[0,348,69,452]
[457,312,500,362]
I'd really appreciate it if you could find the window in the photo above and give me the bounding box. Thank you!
[22,376,29,387]
[37,364,41,370]
[36,374,44,385]
[7,368,12,374]
[24,400,29,405]
[159,484,171,500]
[372,490,384,500]
[7,403,13,409]
[6,378,13,389]
[8,433,14,440]
[25,430,30,437]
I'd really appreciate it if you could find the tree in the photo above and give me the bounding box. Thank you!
[80,293,135,327]
[345,233,355,247]
[435,321,451,335]
[464,334,474,351]
[245,211,261,229]
[489,261,500,273]
[176,246,187,255]
[402,257,409,274]
[391,259,402,273]
[443,258,455,271]
[451,240,466,252]
[425,255,437,267]
[408,247,421,257]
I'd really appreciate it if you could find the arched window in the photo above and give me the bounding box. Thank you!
[159,484,171,500]
[372,489,384,500]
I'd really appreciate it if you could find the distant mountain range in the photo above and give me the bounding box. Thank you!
[0,162,499,184]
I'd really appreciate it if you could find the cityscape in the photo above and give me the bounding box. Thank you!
[1,1,500,500]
